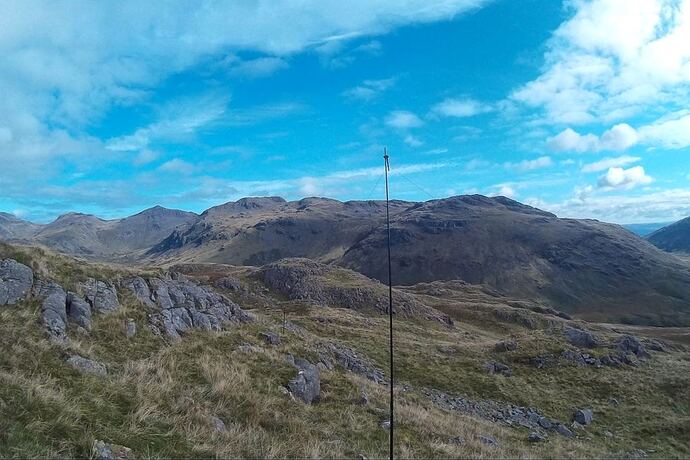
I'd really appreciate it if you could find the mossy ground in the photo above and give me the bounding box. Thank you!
[1,244,689,458]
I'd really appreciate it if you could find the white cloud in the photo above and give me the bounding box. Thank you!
[598,165,653,189]
[547,123,638,153]
[228,57,288,78]
[431,97,492,117]
[512,0,690,126]
[504,156,553,171]
[638,113,690,148]
[538,188,690,223]
[342,77,396,101]
[158,159,196,175]
[494,185,517,198]
[385,110,424,129]
[581,155,641,173]
[404,135,423,147]
[133,149,159,166]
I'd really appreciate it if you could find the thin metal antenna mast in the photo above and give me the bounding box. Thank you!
[383,148,394,460]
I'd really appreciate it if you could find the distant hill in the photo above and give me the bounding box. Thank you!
[623,222,671,237]
[648,217,690,253]
[3,195,690,325]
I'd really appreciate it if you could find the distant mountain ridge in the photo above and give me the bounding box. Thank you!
[3,195,690,325]
[648,217,690,253]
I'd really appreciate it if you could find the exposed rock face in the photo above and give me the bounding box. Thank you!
[287,357,320,404]
[259,258,451,324]
[617,335,650,358]
[320,342,386,383]
[423,388,571,437]
[0,259,33,305]
[124,273,251,339]
[40,283,68,341]
[564,326,601,348]
[81,278,120,313]
[66,355,107,376]
[67,292,92,331]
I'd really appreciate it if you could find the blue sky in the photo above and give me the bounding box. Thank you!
[1,0,689,224]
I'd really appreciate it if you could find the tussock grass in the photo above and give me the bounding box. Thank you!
[0,247,689,458]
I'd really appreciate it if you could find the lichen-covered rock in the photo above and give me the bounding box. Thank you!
[40,283,68,341]
[287,357,320,404]
[81,278,120,313]
[66,355,107,376]
[564,326,601,348]
[67,292,92,331]
[124,273,252,339]
[493,340,518,352]
[0,259,34,305]
[92,440,134,460]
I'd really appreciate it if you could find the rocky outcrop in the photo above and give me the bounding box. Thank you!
[287,357,320,404]
[67,292,92,331]
[260,258,451,324]
[484,361,512,377]
[0,259,33,305]
[422,388,572,437]
[616,335,650,358]
[40,283,68,341]
[66,355,107,377]
[81,278,119,313]
[573,408,594,425]
[319,342,386,383]
[123,273,252,339]
[564,326,601,348]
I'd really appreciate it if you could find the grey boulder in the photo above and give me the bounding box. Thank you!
[0,259,34,305]
[66,355,107,377]
[41,283,68,341]
[564,326,601,348]
[259,331,281,345]
[287,357,320,404]
[617,335,650,358]
[91,440,133,460]
[484,361,512,377]
[573,408,594,425]
[67,292,92,331]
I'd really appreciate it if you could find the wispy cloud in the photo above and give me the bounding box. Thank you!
[581,155,641,173]
[431,97,493,118]
[342,77,397,101]
[385,110,424,129]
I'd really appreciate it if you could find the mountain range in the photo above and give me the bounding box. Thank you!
[2,195,689,325]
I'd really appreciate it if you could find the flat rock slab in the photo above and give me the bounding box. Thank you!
[92,440,134,460]
[66,355,107,377]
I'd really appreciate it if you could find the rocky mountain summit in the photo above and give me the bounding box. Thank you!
[4,195,688,326]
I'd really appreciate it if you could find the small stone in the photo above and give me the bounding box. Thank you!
[477,435,499,447]
[380,420,391,430]
[259,331,281,346]
[66,355,107,377]
[626,448,648,458]
[448,436,465,445]
[125,319,137,338]
[209,416,226,432]
[603,430,614,438]
[91,440,133,460]
[239,342,256,353]
[528,432,546,442]
[358,386,369,405]
[573,408,594,425]
[484,361,512,377]
[609,397,620,406]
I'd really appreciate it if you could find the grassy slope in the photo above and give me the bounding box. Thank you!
[1,245,689,458]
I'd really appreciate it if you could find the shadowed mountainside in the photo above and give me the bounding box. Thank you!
[3,196,690,325]
[648,216,690,254]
